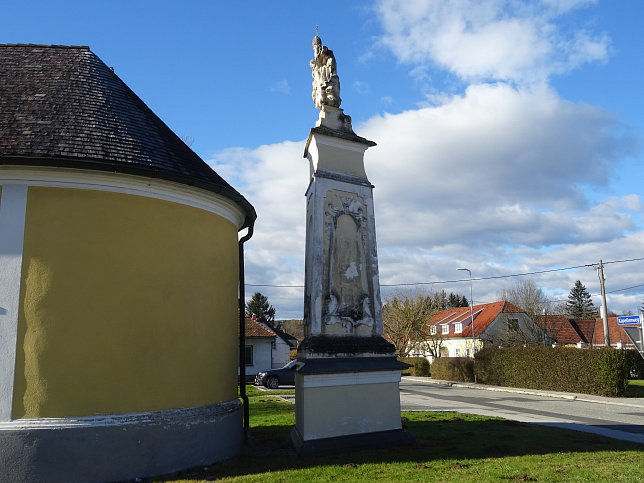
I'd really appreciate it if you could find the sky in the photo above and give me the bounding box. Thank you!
[3,0,643,319]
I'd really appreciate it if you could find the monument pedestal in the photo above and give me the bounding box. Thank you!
[291,337,413,454]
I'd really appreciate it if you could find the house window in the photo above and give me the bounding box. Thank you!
[466,348,471,357]
[430,325,437,335]
[455,322,462,333]
[441,324,449,335]
[508,318,519,331]
[454,348,460,357]
[245,345,253,366]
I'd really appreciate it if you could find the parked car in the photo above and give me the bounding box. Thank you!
[254,360,297,389]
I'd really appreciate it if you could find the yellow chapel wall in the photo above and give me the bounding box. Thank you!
[12,186,239,419]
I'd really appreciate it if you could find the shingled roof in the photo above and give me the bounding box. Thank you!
[0,44,255,227]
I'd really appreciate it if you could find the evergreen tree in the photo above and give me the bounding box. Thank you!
[428,290,468,310]
[448,292,469,308]
[565,280,596,318]
[245,292,276,323]
[431,290,449,310]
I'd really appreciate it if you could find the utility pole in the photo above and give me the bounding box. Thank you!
[457,268,475,358]
[598,259,610,347]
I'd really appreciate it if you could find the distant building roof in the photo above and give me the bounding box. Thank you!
[534,315,591,344]
[428,301,526,338]
[569,318,596,344]
[265,322,298,348]
[534,315,633,347]
[245,317,275,338]
[0,44,255,227]
[274,319,305,341]
[591,317,632,347]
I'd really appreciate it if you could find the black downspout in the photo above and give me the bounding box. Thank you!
[238,223,254,438]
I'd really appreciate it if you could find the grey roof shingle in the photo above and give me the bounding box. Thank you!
[0,44,255,226]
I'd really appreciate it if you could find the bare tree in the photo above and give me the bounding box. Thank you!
[382,290,438,357]
[497,279,552,321]
[180,134,194,147]
[497,279,557,345]
[413,329,445,360]
[485,316,545,347]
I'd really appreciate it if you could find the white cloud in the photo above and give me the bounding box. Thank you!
[208,83,641,318]
[361,83,635,246]
[374,0,609,84]
[208,140,308,284]
[622,195,644,212]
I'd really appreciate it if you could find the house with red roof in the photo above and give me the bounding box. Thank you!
[533,315,593,346]
[244,316,275,380]
[416,301,545,360]
[534,315,636,349]
[590,317,635,349]
[244,316,298,380]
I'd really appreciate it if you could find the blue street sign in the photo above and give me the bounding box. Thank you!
[617,315,641,326]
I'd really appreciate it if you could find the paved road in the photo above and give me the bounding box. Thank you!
[400,377,644,444]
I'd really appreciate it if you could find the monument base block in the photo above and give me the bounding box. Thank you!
[292,359,413,455]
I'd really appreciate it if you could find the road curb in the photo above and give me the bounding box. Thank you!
[403,377,644,409]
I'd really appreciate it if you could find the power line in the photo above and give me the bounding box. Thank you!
[603,257,644,266]
[606,282,644,294]
[245,256,644,290]
[246,283,304,288]
[380,263,595,286]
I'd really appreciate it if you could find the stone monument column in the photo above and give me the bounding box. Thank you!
[291,35,411,454]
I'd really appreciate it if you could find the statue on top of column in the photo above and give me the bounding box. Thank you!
[310,35,341,109]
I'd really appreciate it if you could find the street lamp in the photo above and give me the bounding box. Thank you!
[457,268,475,358]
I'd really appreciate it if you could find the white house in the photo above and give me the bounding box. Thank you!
[244,317,275,380]
[263,323,298,368]
[415,301,545,361]
[244,316,298,379]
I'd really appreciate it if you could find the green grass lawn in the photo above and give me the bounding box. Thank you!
[241,385,295,398]
[157,393,643,482]
[626,379,644,397]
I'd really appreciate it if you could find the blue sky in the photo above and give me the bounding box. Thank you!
[3,1,643,318]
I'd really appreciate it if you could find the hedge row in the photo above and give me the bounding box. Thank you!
[474,347,630,397]
[430,357,474,382]
[400,357,430,377]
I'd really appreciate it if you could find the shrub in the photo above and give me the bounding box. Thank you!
[474,347,630,397]
[430,357,474,382]
[400,357,430,377]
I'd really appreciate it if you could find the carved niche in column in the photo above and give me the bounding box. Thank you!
[322,189,375,336]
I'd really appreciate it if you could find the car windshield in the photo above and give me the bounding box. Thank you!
[283,360,296,369]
